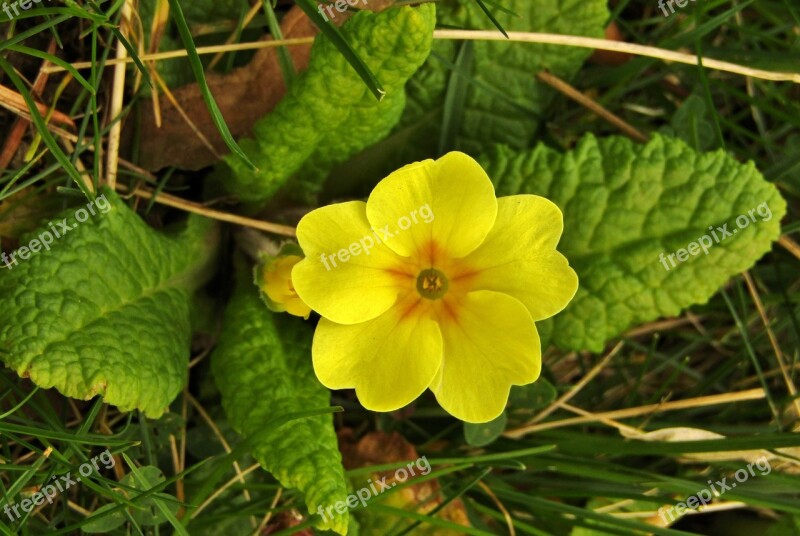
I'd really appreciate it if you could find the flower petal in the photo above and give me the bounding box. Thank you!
[293,201,414,324]
[457,195,579,321]
[366,152,497,261]
[430,290,540,423]
[284,296,311,319]
[312,300,443,412]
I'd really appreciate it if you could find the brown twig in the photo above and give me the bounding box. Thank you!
[523,342,624,427]
[41,37,317,72]
[106,0,133,190]
[434,30,800,83]
[208,0,264,69]
[778,235,800,261]
[504,388,765,438]
[742,271,800,419]
[115,183,297,237]
[0,84,75,129]
[536,71,649,142]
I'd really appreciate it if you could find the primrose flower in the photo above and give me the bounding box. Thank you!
[260,254,311,319]
[292,152,578,423]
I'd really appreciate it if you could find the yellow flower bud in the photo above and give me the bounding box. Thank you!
[261,255,312,319]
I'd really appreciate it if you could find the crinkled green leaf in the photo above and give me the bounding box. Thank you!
[0,189,219,417]
[481,134,786,352]
[216,4,436,204]
[327,0,608,191]
[402,0,608,153]
[211,267,348,534]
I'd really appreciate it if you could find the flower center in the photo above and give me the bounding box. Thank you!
[416,268,449,300]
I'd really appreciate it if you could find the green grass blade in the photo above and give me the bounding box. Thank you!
[0,14,72,52]
[122,454,189,536]
[390,467,492,536]
[7,44,95,94]
[370,503,496,535]
[293,0,385,101]
[473,0,509,38]
[0,57,92,198]
[439,40,473,155]
[261,0,295,86]
[166,0,257,170]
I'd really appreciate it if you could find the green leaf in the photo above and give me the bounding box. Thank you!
[216,4,436,204]
[401,0,608,154]
[120,466,179,526]
[139,491,181,519]
[439,41,474,155]
[464,412,507,447]
[83,465,180,532]
[664,94,718,152]
[122,454,187,535]
[326,0,608,192]
[480,134,786,352]
[0,189,219,416]
[508,379,557,413]
[294,0,384,101]
[211,264,348,534]
[120,466,166,489]
[82,503,126,533]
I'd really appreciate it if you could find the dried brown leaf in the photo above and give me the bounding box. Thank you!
[133,7,318,171]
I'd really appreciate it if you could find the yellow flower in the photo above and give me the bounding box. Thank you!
[292,152,578,422]
[261,255,312,319]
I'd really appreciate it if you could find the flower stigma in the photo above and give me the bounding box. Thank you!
[416,268,449,300]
